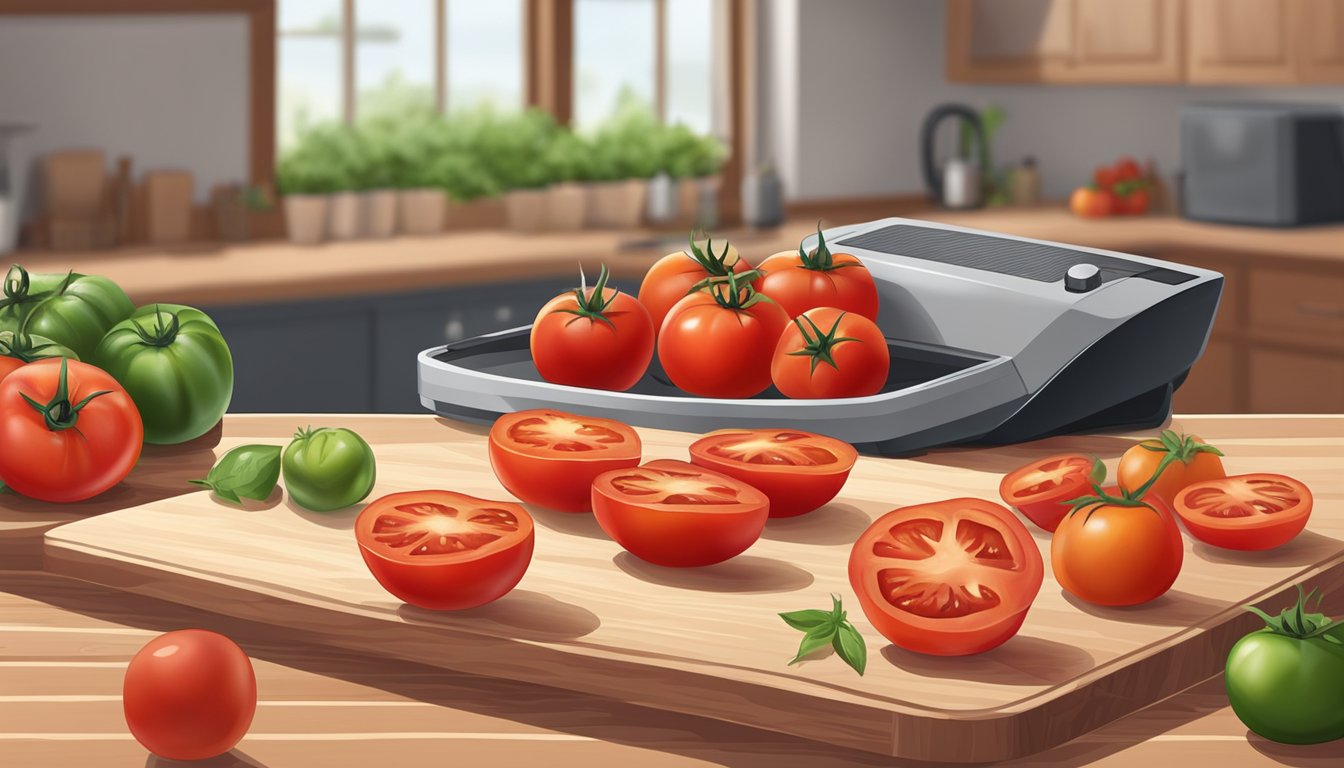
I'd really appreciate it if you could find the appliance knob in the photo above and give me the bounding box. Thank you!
[1065,263,1102,292]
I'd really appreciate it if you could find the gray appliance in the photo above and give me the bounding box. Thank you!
[418,218,1223,456]
[1182,102,1344,226]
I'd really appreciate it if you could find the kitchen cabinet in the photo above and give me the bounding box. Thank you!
[1249,347,1344,412]
[1185,0,1299,83]
[1301,0,1344,81]
[1174,336,1240,414]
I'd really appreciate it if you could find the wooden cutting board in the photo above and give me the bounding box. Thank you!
[42,416,1344,763]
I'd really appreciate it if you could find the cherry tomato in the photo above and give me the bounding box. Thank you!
[1173,473,1313,551]
[637,237,753,331]
[1117,430,1226,507]
[123,629,256,761]
[1113,156,1142,182]
[591,458,769,567]
[998,454,1103,532]
[657,272,790,398]
[1116,187,1150,215]
[489,409,641,513]
[1070,186,1115,218]
[1094,165,1120,190]
[849,498,1044,656]
[0,357,142,502]
[1052,487,1184,606]
[756,225,878,320]
[770,307,889,399]
[356,490,535,610]
[688,429,857,518]
[531,264,655,391]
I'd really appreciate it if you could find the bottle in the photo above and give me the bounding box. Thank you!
[1010,156,1040,207]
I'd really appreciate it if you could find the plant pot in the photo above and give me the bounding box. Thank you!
[398,188,446,236]
[328,191,365,240]
[645,173,680,226]
[444,196,507,230]
[544,183,587,231]
[366,189,398,239]
[586,179,648,229]
[283,194,330,245]
[505,189,548,233]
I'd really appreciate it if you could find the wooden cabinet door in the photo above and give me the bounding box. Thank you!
[1186,0,1299,83]
[1073,0,1182,81]
[947,0,1075,82]
[1248,346,1344,413]
[1175,336,1241,414]
[1301,0,1344,81]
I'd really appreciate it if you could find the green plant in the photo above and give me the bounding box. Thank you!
[658,123,726,179]
[275,122,348,195]
[588,94,661,181]
[543,130,594,184]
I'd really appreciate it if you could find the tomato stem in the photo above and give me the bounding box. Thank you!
[697,269,775,311]
[551,264,619,329]
[797,223,862,273]
[685,233,736,277]
[0,331,60,363]
[19,358,110,433]
[786,312,861,374]
[1127,430,1223,500]
[1247,584,1342,640]
[130,306,182,347]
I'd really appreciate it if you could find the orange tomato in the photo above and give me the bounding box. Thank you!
[1052,487,1184,606]
[1070,186,1115,218]
[1117,430,1226,506]
[637,238,753,332]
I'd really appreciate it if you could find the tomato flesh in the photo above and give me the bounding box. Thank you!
[1174,473,1312,551]
[999,454,1095,532]
[356,490,535,610]
[688,429,856,518]
[849,498,1044,656]
[591,459,769,567]
[489,409,641,513]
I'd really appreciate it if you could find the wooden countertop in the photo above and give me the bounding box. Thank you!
[4,413,1344,767]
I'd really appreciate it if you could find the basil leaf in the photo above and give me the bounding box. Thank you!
[834,622,868,676]
[789,626,836,665]
[191,444,282,505]
[779,609,834,632]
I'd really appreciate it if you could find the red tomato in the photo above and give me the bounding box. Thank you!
[1114,156,1142,182]
[0,358,142,502]
[1094,165,1120,190]
[999,454,1102,532]
[848,498,1044,656]
[0,356,20,382]
[1173,473,1313,551]
[657,273,790,398]
[591,458,769,567]
[1116,187,1150,215]
[1070,186,1115,218]
[489,409,641,513]
[637,237,753,331]
[531,264,655,391]
[688,429,857,518]
[756,226,879,320]
[1117,430,1226,507]
[1052,487,1183,606]
[123,629,256,761]
[770,307,889,399]
[356,490,535,610]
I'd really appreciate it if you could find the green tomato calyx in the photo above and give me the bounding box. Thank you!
[690,269,774,312]
[1247,584,1344,641]
[685,233,737,277]
[552,264,619,329]
[0,331,66,363]
[797,223,861,273]
[19,358,110,433]
[130,306,182,348]
[786,312,861,375]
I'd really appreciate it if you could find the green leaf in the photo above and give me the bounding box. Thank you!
[834,622,868,676]
[782,596,868,675]
[1089,456,1107,485]
[788,626,836,665]
[191,444,282,505]
[779,609,835,633]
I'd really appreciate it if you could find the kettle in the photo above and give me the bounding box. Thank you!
[921,104,988,209]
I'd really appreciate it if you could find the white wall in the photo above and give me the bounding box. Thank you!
[759,0,1344,201]
[0,14,250,222]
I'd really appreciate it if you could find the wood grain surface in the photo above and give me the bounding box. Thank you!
[39,415,1344,763]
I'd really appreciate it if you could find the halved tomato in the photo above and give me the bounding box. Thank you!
[998,454,1103,532]
[489,409,641,513]
[688,429,857,518]
[355,490,535,610]
[1173,473,1313,551]
[848,498,1044,656]
[591,459,769,567]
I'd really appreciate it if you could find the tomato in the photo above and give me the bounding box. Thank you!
[489,409,641,513]
[848,498,1044,656]
[1094,165,1120,190]
[1052,487,1183,606]
[1117,429,1225,507]
[92,304,233,445]
[657,273,790,398]
[0,358,142,502]
[282,426,377,511]
[123,629,256,761]
[1070,186,1115,218]
[591,459,769,567]
[998,454,1103,532]
[531,264,654,392]
[770,307,889,399]
[1226,589,1344,745]
[0,265,133,359]
[756,226,879,321]
[688,429,857,518]
[1173,473,1313,551]
[1116,187,1150,215]
[637,237,753,331]
[1113,156,1142,182]
[356,490,535,610]
[0,330,78,384]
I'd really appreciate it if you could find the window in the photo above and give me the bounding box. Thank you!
[277,0,343,149]
[446,1,525,115]
[356,0,436,121]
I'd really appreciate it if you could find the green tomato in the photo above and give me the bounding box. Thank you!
[0,265,133,359]
[1225,590,1344,745]
[282,427,377,512]
[92,304,233,445]
[0,330,79,362]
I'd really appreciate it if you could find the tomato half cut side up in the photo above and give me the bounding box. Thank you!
[999,454,1100,532]
[1173,473,1313,551]
[489,409,641,512]
[591,459,769,567]
[849,498,1044,656]
[688,429,857,518]
[355,491,535,610]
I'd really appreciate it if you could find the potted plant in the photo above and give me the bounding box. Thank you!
[325,126,366,240]
[482,109,558,233]
[437,108,507,230]
[388,111,449,236]
[355,119,399,239]
[675,131,727,230]
[275,127,344,245]
[586,100,658,228]
[542,129,591,231]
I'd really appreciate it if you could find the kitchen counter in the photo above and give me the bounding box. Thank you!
[4,413,1343,767]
